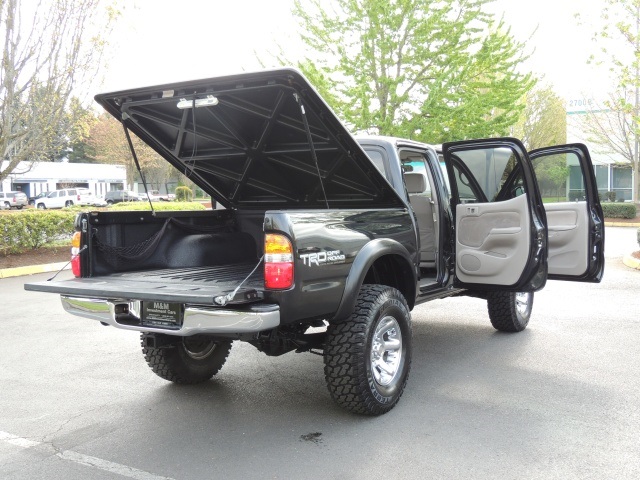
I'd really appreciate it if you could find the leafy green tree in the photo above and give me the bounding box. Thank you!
[291,0,535,143]
[0,0,118,181]
[49,98,99,162]
[512,86,566,150]
[87,113,174,190]
[534,155,570,201]
[512,87,568,201]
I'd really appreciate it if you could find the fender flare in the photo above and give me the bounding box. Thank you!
[333,238,417,321]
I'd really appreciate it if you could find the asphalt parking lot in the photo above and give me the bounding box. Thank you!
[1,226,639,479]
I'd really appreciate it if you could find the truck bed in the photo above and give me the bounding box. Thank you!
[25,262,264,305]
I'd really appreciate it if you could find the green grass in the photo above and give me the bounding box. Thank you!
[109,201,206,211]
[542,197,566,204]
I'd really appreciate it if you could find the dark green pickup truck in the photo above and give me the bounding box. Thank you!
[26,69,604,415]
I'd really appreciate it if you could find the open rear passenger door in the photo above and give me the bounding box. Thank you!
[442,138,548,292]
[529,144,604,282]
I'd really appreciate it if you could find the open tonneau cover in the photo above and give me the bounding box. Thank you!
[95,68,404,211]
[25,264,264,305]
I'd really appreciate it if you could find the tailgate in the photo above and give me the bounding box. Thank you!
[25,263,264,305]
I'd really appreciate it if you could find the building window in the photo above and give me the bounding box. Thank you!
[612,166,632,201]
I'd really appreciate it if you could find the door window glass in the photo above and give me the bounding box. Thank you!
[447,146,523,204]
[531,152,584,202]
[362,148,389,180]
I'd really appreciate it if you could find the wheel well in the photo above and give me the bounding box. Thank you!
[362,254,416,309]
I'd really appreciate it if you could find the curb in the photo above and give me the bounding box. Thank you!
[604,221,640,227]
[0,262,70,279]
[623,254,640,270]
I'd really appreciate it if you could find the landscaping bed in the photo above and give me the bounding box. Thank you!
[0,246,71,269]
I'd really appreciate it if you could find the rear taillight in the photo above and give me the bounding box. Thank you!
[77,195,81,201]
[264,233,293,289]
[71,231,82,277]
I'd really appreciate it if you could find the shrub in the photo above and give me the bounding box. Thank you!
[601,202,637,219]
[637,227,640,249]
[175,186,193,202]
[0,210,75,255]
[569,190,586,201]
[605,191,617,202]
[109,201,205,211]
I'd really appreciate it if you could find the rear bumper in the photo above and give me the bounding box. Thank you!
[60,296,280,336]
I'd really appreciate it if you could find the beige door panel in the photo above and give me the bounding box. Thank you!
[545,202,588,276]
[456,194,530,285]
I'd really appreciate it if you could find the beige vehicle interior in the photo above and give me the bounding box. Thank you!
[455,194,531,285]
[534,149,592,277]
[392,142,594,289]
[447,146,592,286]
[404,172,437,267]
[400,150,441,274]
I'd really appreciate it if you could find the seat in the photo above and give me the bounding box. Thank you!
[404,173,436,267]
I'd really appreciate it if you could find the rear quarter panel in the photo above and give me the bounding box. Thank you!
[264,208,415,324]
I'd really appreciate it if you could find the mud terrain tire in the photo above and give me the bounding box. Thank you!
[141,334,232,384]
[324,284,412,415]
[487,291,533,332]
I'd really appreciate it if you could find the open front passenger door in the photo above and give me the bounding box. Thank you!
[442,138,548,292]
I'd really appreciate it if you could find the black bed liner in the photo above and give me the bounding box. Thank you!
[25,263,264,305]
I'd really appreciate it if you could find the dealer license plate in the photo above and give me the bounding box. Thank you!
[142,301,183,328]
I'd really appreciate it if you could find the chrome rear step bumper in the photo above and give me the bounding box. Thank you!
[60,296,280,336]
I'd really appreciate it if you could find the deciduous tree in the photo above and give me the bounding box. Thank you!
[87,113,173,190]
[290,0,535,143]
[579,0,640,204]
[50,98,98,162]
[512,86,566,150]
[0,0,117,181]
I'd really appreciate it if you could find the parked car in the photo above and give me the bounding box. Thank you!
[28,192,48,206]
[143,190,175,201]
[36,188,94,209]
[92,196,108,207]
[0,191,28,209]
[104,190,144,204]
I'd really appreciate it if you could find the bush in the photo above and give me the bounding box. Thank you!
[605,191,617,202]
[109,201,205,211]
[637,227,640,249]
[175,186,193,202]
[0,211,75,255]
[601,202,637,219]
[569,190,586,201]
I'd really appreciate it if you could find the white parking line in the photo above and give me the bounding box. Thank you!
[0,431,40,448]
[0,430,175,480]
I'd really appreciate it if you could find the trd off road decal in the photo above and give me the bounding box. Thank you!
[300,250,346,267]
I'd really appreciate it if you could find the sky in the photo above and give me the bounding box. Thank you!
[99,0,611,104]
[490,0,609,103]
